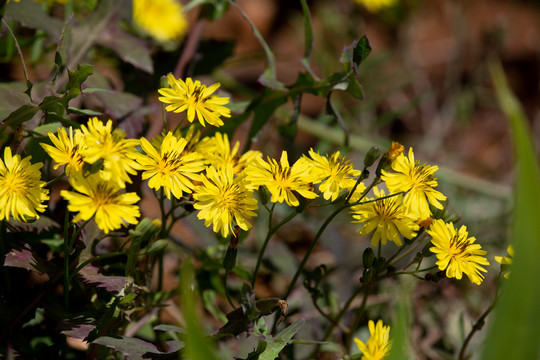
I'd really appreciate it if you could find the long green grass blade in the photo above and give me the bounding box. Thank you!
[481,60,540,360]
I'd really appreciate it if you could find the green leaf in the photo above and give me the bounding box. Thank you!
[480,61,540,360]
[1,104,38,131]
[341,34,372,67]
[67,107,103,116]
[5,0,63,37]
[66,64,94,100]
[247,89,287,144]
[93,336,159,356]
[180,259,219,360]
[228,0,286,91]
[259,320,305,360]
[300,0,313,60]
[96,24,153,74]
[387,278,414,360]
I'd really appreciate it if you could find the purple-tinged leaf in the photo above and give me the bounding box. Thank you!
[96,24,153,74]
[61,323,96,340]
[6,216,59,234]
[78,263,132,294]
[4,245,50,274]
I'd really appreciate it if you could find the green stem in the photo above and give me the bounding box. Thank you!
[224,270,235,308]
[344,290,371,354]
[63,211,70,310]
[46,172,65,187]
[394,265,437,276]
[251,205,297,288]
[283,178,379,301]
[0,221,10,293]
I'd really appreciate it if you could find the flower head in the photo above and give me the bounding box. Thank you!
[0,147,49,221]
[195,132,261,174]
[245,151,318,207]
[354,0,398,13]
[158,75,231,127]
[79,117,140,188]
[61,174,140,234]
[193,165,258,238]
[133,0,188,42]
[381,148,446,219]
[137,132,205,199]
[303,149,361,202]
[351,187,420,247]
[41,127,84,176]
[495,244,514,279]
[354,320,391,360]
[427,219,489,285]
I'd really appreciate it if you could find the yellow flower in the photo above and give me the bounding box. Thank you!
[385,141,404,162]
[79,117,140,188]
[61,174,140,234]
[41,127,84,176]
[303,149,361,202]
[381,148,446,220]
[137,132,204,199]
[193,165,258,238]
[158,74,231,127]
[133,0,188,42]
[351,187,419,247]
[195,132,262,174]
[354,320,391,360]
[0,147,49,221]
[495,244,514,279]
[427,219,489,285]
[354,0,398,13]
[245,150,318,207]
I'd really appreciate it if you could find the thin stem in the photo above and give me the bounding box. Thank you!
[224,270,235,308]
[1,18,30,89]
[345,290,371,354]
[458,302,495,360]
[0,221,10,293]
[394,265,437,276]
[388,233,428,267]
[311,296,336,324]
[63,210,70,310]
[251,207,297,288]
[46,172,65,186]
[283,178,379,301]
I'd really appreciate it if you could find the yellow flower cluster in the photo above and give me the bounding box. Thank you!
[1,75,490,285]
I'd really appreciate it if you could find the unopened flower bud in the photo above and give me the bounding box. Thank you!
[376,141,404,177]
[223,227,240,270]
[363,248,375,268]
[258,186,269,205]
[363,146,381,168]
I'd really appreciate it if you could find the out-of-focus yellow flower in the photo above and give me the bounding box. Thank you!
[158,75,231,127]
[133,0,188,42]
[61,173,140,234]
[427,219,489,285]
[354,320,391,360]
[351,187,419,247]
[41,127,84,176]
[381,148,446,220]
[137,132,204,199]
[79,117,140,189]
[0,147,49,221]
[495,244,514,279]
[354,0,398,13]
[193,165,258,238]
[245,150,318,207]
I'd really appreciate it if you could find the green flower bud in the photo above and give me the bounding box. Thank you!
[364,146,381,167]
[258,186,269,205]
[363,248,375,268]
